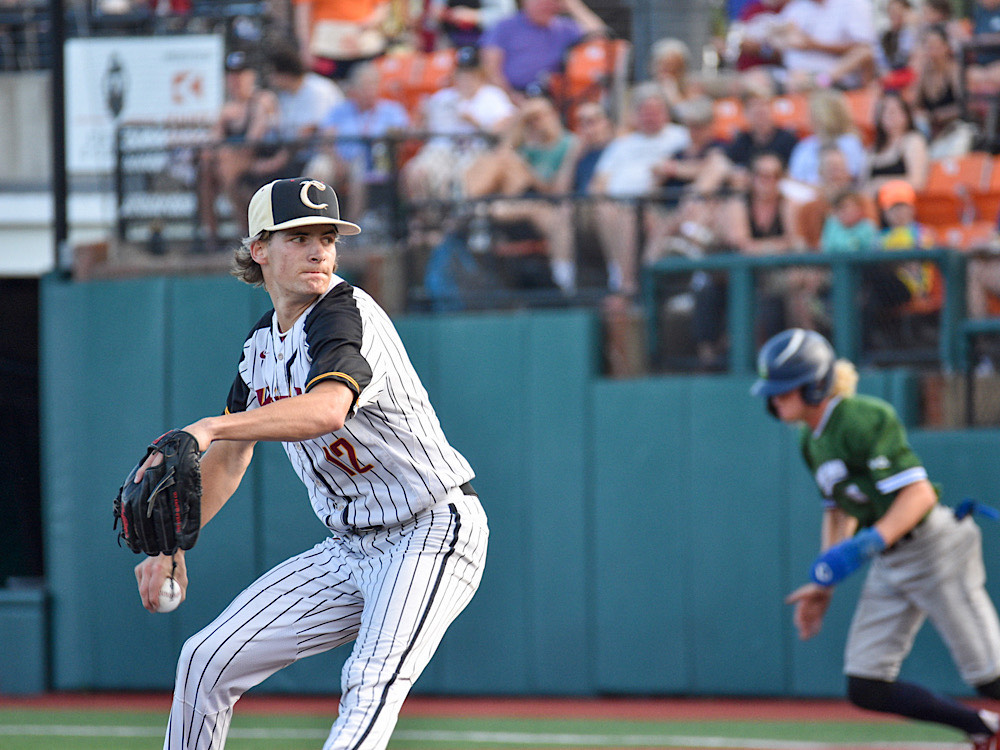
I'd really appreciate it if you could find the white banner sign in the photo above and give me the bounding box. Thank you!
[65,35,225,174]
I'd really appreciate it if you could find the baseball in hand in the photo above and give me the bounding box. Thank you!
[156,578,182,613]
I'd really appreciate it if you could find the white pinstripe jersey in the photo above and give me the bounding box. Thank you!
[226,275,474,531]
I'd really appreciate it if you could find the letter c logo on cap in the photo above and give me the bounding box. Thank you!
[300,180,329,210]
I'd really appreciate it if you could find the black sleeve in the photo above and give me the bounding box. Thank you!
[224,311,272,415]
[225,372,250,415]
[725,132,750,166]
[302,284,373,411]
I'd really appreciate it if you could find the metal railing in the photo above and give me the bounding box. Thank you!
[643,248,969,372]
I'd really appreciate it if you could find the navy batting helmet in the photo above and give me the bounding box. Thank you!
[751,328,835,406]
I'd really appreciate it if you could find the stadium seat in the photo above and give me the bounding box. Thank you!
[415,48,457,99]
[711,97,747,142]
[924,152,992,195]
[937,220,997,251]
[550,36,631,122]
[972,191,1000,224]
[770,93,811,137]
[915,153,993,227]
[375,50,422,110]
[844,86,878,146]
[914,192,967,227]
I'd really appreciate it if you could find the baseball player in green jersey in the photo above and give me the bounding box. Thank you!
[753,328,1000,750]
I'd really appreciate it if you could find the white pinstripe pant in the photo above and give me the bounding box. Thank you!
[164,489,488,750]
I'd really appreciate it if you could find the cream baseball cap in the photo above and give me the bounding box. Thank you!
[248,178,362,237]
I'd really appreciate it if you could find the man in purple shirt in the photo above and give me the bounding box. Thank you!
[479,0,606,100]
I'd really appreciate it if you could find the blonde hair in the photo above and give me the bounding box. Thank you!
[808,89,854,140]
[829,359,859,398]
[650,38,691,70]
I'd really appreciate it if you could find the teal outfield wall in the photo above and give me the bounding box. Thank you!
[38,275,1000,698]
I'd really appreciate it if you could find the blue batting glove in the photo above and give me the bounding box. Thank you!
[955,498,1000,521]
[810,527,886,587]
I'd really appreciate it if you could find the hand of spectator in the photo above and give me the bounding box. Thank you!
[783,26,813,51]
[769,21,801,51]
[652,159,679,181]
[443,6,479,28]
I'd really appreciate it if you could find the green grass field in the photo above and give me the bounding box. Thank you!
[0,705,973,750]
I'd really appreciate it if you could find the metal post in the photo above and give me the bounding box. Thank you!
[50,0,69,274]
[829,257,860,364]
[727,259,754,373]
[940,249,966,372]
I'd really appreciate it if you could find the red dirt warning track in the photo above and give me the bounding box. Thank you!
[0,692,957,722]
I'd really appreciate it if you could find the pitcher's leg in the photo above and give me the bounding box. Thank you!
[166,541,363,750]
[324,495,488,750]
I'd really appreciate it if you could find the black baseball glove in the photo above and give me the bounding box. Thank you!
[114,429,202,556]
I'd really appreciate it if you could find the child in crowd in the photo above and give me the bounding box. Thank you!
[820,190,879,254]
[878,178,941,316]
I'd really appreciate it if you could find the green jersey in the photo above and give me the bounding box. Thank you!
[799,394,932,528]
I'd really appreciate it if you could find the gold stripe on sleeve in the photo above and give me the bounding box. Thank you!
[307,372,360,393]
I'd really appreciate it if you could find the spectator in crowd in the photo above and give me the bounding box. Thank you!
[546,101,617,292]
[463,93,574,200]
[714,82,800,192]
[877,0,918,89]
[918,0,970,46]
[293,0,391,80]
[422,0,517,49]
[862,90,929,194]
[652,96,729,202]
[791,144,878,250]
[402,46,515,216]
[311,61,410,223]
[644,96,731,259]
[690,152,800,368]
[731,0,789,73]
[648,37,694,108]
[914,24,972,159]
[478,0,607,101]
[870,178,941,342]
[260,41,345,180]
[590,82,690,295]
[820,188,879,254]
[463,93,578,290]
[565,101,614,195]
[724,152,799,257]
[787,89,867,187]
[196,50,281,247]
[771,0,878,91]
[965,0,1000,99]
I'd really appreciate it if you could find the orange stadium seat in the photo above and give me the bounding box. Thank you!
[973,191,1000,224]
[924,152,992,195]
[914,192,966,227]
[844,86,878,146]
[416,48,457,97]
[550,37,631,121]
[711,97,747,142]
[375,50,422,109]
[970,156,1000,222]
[915,153,994,227]
[937,221,997,251]
[770,93,811,137]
